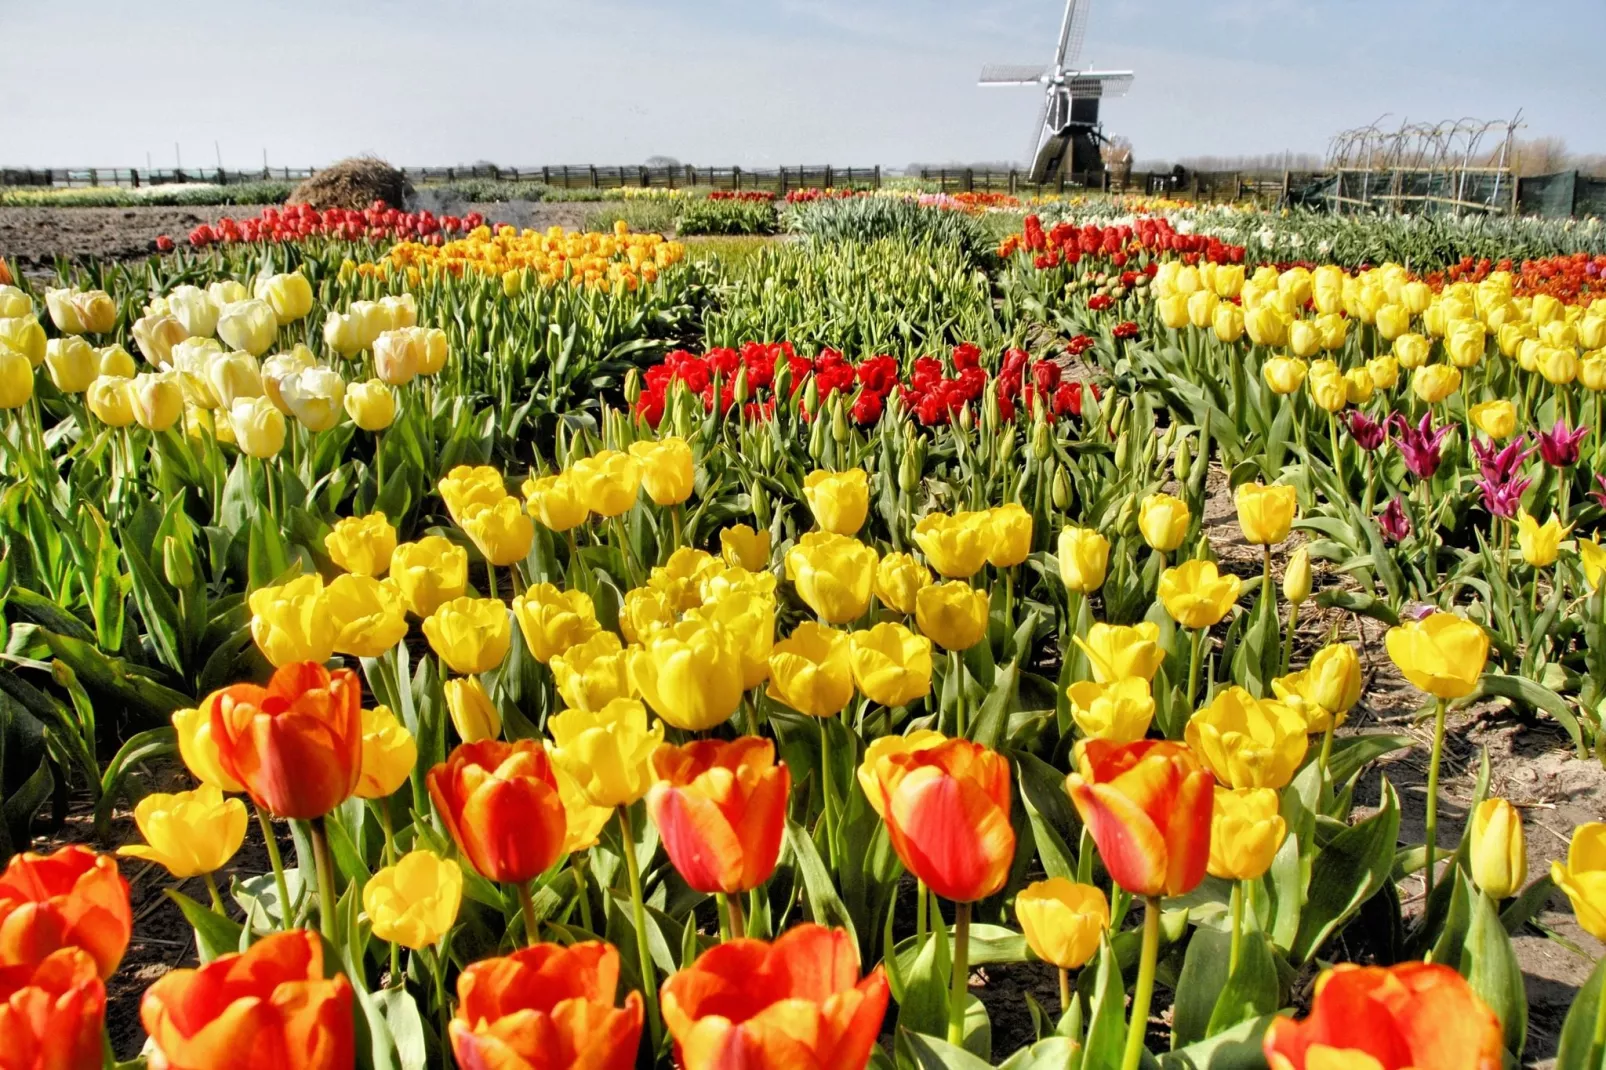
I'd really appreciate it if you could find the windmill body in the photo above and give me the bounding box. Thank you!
[979,0,1133,183]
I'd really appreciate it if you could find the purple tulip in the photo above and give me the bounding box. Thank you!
[1477,475,1532,519]
[1593,473,1606,511]
[1536,421,1589,468]
[1471,435,1532,484]
[1378,496,1412,542]
[1389,412,1453,481]
[1348,410,1386,452]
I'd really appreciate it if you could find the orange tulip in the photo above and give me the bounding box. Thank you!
[141,929,354,1070]
[661,923,889,1070]
[1262,962,1502,1070]
[206,662,363,819]
[0,947,105,1070]
[868,737,1014,903]
[0,846,131,980]
[1064,739,1213,898]
[646,738,790,896]
[427,740,568,884]
[450,940,643,1070]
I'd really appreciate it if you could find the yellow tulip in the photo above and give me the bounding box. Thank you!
[1311,266,1344,315]
[170,705,244,792]
[1074,621,1165,683]
[1581,538,1606,591]
[1517,510,1569,568]
[1185,686,1307,789]
[230,396,286,458]
[1306,643,1363,719]
[1581,316,1606,351]
[1015,878,1109,970]
[363,850,462,949]
[0,316,46,367]
[462,496,536,567]
[217,299,278,356]
[719,524,771,570]
[1212,264,1245,300]
[1066,677,1154,743]
[647,547,721,612]
[1315,312,1349,351]
[1235,482,1297,546]
[1375,304,1410,341]
[0,347,33,409]
[390,536,469,618]
[1552,823,1606,942]
[1245,305,1288,348]
[1286,320,1321,360]
[915,581,989,651]
[548,697,664,808]
[1384,612,1489,699]
[117,784,247,879]
[44,336,99,393]
[767,622,855,717]
[1411,364,1462,404]
[1342,367,1374,405]
[248,573,335,667]
[281,366,345,432]
[325,513,398,577]
[1206,787,1286,881]
[1157,292,1190,330]
[687,590,774,689]
[912,511,993,579]
[371,327,422,384]
[444,676,501,743]
[552,630,635,712]
[87,376,134,427]
[438,465,506,526]
[619,586,676,645]
[552,757,613,854]
[424,596,511,675]
[1579,353,1606,392]
[1262,356,1307,395]
[255,272,314,323]
[1057,527,1110,593]
[1470,798,1526,900]
[512,583,600,664]
[1158,560,1242,630]
[1366,355,1399,390]
[1212,302,1245,344]
[630,436,696,506]
[204,350,264,410]
[132,313,187,367]
[987,503,1033,568]
[874,551,930,615]
[849,622,933,708]
[344,378,396,431]
[1307,363,1348,413]
[327,574,409,658]
[522,472,590,532]
[1536,345,1579,386]
[1446,321,1487,368]
[786,531,877,623]
[1187,290,1219,329]
[628,618,745,730]
[1138,493,1190,553]
[803,468,870,536]
[1282,546,1312,606]
[1468,399,1517,440]
[356,705,417,800]
[569,449,642,517]
[1393,332,1431,369]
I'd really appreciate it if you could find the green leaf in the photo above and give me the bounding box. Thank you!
[1290,778,1400,963]
[895,931,952,1042]
[1171,928,1232,1048]
[1324,734,1414,787]
[1081,937,1127,1070]
[165,889,244,963]
[376,987,428,1070]
[1314,589,1399,627]
[1554,953,1606,1070]
[1459,876,1528,1058]
[1477,672,1585,758]
[784,817,858,946]
[898,1029,993,1070]
[1158,1014,1275,1070]
[1500,874,1555,934]
[1205,931,1279,1038]
[1001,1036,1082,1070]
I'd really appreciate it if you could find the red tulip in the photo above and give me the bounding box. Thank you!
[0,845,131,980]
[0,947,105,1070]
[868,737,1014,903]
[141,929,353,1070]
[451,940,642,1070]
[661,924,888,1070]
[1064,739,1214,898]
[646,738,789,895]
[428,740,568,884]
[1262,962,1502,1070]
[207,662,363,819]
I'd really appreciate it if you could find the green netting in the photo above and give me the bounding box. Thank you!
[1518,172,1579,218]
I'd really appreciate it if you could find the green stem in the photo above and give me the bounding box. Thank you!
[203,870,225,916]
[1121,896,1162,1070]
[379,803,396,867]
[916,879,928,944]
[1282,604,1299,676]
[390,939,402,988]
[951,648,968,738]
[1329,413,1347,491]
[725,889,746,940]
[309,816,340,945]
[1424,698,1447,909]
[1185,627,1204,712]
[1228,880,1244,975]
[818,715,836,866]
[572,853,594,933]
[516,882,538,946]
[1319,718,1336,781]
[1058,966,1071,1018]
[1588,957,1606,1066]
[254,802,292,930]
[618,806,663,1048]
[947,901,972,1047]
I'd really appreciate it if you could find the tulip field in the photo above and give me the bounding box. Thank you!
[3,191,1606,1070]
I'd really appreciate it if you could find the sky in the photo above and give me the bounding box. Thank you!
[5,0,1604,172]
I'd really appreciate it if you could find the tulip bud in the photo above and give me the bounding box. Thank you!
[162,535,195,589]
[624,368,641,407]
[899,447,920,494]
[1470,797,1526,900]
[1052,467,1072,510]
[734,365,750,407]
[1031,416,1051,461]
[831,396,850,444]
[1114,430,1130,469]
[1283,546,1312,606]
[807,412,824,461]
[1174,436,1192,484]
[803,376,819,417]
[998,424,1017,464]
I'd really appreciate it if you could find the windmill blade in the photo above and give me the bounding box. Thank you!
[1068,72,1133,98]
[979,64,1050,85]
[1054,0,1091,71]
[1027,98,1050,168]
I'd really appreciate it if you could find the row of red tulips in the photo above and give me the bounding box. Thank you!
[172,202,491,251]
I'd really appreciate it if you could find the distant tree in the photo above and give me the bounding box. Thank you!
[645,156,681,169]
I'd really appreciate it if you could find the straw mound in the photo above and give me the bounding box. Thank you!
[289,157,413,210]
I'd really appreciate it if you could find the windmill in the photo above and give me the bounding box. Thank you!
[978,0,1133,184]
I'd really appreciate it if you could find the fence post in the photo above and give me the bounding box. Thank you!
[874,164,880,190]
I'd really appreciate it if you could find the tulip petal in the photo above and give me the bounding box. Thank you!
[1066,776,1168,898]
[885,767,1014,902]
